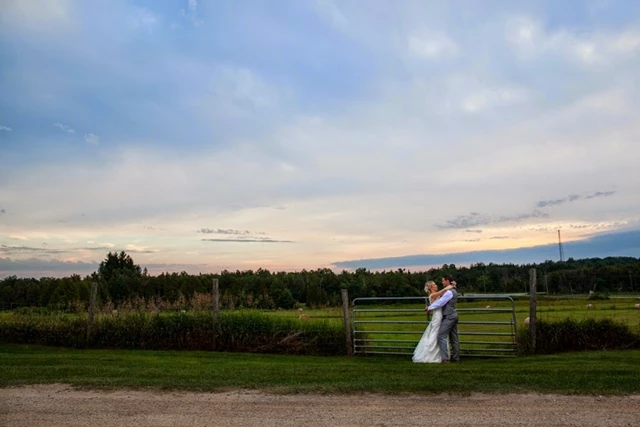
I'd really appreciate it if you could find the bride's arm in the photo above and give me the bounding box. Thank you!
[430,285,453,300]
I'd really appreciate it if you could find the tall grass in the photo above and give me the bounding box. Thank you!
[0,311,345,356]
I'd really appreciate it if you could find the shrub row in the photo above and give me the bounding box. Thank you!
[0,311,346,356]
[518,318,640,355]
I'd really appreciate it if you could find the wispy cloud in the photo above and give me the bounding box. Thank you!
[129,7,159,31]
[180,0,202,26]
[197,227,290,243]
[0,0,74,33]
[408,30,460,60]
[314,0,349,31]
[0,244,154,256]
[143,225,167,231]
[201,238,294,243]
[0,257,98,276]
[0,208,5,215]
[0,125,11,131]
[536,191,616,208]
[506,17,640,66]
[0,244,70,255]
[197,227,289,243]
[437,210,549,230]
[460,85,528,113]
[84,133,100,145]
[198,228,252,235]
[53,122,75,134]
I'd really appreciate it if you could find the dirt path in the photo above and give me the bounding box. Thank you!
[1,384,639,426]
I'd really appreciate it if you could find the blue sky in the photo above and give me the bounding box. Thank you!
[1,0,639,278]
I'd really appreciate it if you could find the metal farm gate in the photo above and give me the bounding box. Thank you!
[352,295,518,358]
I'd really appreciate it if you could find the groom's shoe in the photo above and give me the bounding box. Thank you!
[441,360,450,364]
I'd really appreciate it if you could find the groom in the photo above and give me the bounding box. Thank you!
[426,275,460,363]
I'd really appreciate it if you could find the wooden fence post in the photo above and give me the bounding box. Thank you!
[212,278,219,322]
[87,282,98,340]
[212,278,219,350]
[341,289,353,355]
[529,268,537,354]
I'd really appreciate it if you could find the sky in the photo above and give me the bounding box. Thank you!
[1,0,640,279]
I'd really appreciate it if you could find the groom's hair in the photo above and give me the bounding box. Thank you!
[443,274,454,282]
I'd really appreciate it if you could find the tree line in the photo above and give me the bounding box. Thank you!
[1,252,639,310]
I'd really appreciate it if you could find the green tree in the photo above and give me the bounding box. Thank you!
[97,251,142,304]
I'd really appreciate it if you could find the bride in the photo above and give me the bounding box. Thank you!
[412,281,453,363]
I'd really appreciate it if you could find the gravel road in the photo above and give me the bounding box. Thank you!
[1,384,639,426]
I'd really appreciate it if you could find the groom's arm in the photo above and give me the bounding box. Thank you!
[426,290,453,311]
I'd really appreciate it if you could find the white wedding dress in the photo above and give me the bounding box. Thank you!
[412,296,443,363]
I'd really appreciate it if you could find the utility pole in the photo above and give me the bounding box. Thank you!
[557,230,565,262]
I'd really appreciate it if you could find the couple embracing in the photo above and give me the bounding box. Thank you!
[412,275,460,364]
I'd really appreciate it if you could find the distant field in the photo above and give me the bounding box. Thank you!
[2,295,638,335]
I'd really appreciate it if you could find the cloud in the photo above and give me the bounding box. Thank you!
[84,133,100,145]
[536,191,616,208]
[198,229,292,243]
[0,0,74,33]
[129,7,159,31]
[465,229,483,233]
[437,210,549,230]
[198,228,251,235]
[0,208,5,215]
[506,17,640,66]
[143,226,167,231]
[209,65,283,112]
[0,257,98,276]
[0,244,154,257]
[180,0,202,26]
[53,122,75,134]
[201,238,294,243]
[408,30,460,60]
[460,86,528,113]
[0,257,208,278]
[0,125,11,131]
[1,244,70,256]
[314,0,349,31]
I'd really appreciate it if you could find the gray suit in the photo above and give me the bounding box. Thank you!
[438,289,460,362]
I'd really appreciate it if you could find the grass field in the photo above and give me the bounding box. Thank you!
[1,344,639,395]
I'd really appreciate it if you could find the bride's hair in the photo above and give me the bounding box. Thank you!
[424,280,436,294]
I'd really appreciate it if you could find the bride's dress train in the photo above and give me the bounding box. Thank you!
[412,308,443,363]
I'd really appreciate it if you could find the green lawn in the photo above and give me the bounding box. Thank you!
[1,344,639,395]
